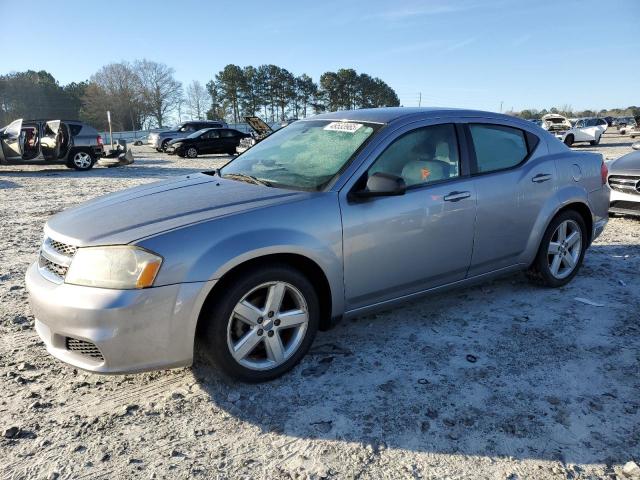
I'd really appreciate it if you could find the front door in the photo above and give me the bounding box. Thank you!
[340,123,477,311]
[0,119,23,161]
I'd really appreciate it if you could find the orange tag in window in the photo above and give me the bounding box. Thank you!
[421,168,431,180]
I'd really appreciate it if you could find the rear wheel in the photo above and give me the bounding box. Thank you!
[200,264,319,382]
[527,210,587,287]
[161,139,171,152]
[66,150,95,171]
[590,134,601,146]
[564,135,574,147]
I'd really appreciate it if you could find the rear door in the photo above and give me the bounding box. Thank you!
[464,121,555,276]
[0,119,24,161]
[218,129,239,152]
[41,120,61,160]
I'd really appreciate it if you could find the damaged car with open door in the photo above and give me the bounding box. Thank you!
[236,116,274,154]
[0,119,104,171]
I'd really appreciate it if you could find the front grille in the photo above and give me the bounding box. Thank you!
[38,237,77,282]
[65,337,104,361]
[609,175,640,195]
[39,256,69,278]
[49,239,78,257]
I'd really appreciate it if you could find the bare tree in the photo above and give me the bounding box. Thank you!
[80,61,146,131]
[186,80,209,120]
[134,59,183,127]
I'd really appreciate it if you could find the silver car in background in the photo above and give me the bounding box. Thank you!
[608,149,640,216]
[1,119,104,170]
[26,108,609,382]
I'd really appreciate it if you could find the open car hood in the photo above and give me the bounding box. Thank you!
[244,116,272,136]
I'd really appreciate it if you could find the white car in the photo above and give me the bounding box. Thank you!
[541,113,572,138]
[562,118,606,147]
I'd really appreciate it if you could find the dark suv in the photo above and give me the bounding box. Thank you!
[148,120,228,152]
[0,119,104,171]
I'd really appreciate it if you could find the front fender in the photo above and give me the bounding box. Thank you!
[137,194,345,317]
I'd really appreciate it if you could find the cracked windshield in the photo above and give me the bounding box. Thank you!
[221,120,377,190]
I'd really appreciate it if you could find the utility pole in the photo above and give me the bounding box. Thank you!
[500,101,503,113]
[418,92,422,107]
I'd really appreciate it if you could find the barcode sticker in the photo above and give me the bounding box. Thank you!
[323,122,363,133]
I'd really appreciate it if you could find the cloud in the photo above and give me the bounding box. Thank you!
[445,37,477,52]
[374,4,463,20]
[512,33,532,47]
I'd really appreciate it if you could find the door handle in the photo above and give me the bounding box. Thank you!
[532,173,552,183]
[443,191,471,202]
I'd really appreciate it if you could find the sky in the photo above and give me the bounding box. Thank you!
[1,0,639,113]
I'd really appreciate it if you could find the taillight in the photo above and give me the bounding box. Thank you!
[601,161,608,185]
[97,135,103,146]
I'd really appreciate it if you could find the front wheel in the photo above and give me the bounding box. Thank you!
[200,265,319,382]
[527,211,587,287]
[186,147,198,158]
[564,135,574,147]
[66,150,95,171]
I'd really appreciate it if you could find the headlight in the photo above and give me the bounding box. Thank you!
[65,246,162,289]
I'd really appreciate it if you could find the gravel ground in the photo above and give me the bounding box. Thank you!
[1,131,639,479]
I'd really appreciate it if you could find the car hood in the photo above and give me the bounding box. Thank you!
[45,173,307,246]
[610,151,640,173]
[245,116,272,136]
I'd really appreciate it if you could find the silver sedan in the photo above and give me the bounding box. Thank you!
[26,108,609,382]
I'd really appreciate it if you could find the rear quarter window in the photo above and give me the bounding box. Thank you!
[469,124,531,174]
[69,124,83,136]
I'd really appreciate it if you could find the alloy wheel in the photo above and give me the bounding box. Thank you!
[73,151,92,169]
[547,219,582,279]
[226,281,309,371]
[187,147,198,158]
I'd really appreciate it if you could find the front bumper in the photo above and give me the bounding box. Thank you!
[609,188,640,216]
[26,262,214,374]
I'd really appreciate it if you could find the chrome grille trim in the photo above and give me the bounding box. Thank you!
[38,237,78,283]
[608,175,640,195]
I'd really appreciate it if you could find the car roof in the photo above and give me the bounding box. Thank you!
[307,107,523,125]
[24,119,84,123]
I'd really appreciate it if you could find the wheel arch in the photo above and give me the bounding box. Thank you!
[195,253,335,337]
[522,189,595,267]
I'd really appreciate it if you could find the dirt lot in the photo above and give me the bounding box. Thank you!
[1,131,639,479]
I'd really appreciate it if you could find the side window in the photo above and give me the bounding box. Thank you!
[369,124,460,187]
[469,124,528,174]
[206,130,220,139]
[69,124,83,136]
[220,129,236,138]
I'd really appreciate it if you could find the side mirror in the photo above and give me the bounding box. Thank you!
[356,172,406,198]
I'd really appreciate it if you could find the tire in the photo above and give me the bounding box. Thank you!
[161,139,171,152]
[66,149,95,171]
[156,148,163,152]
[186,147,198,158]
[589,134,601,146]
[200,264,319,382]
[527,210,587,288]
[564,135,574,147]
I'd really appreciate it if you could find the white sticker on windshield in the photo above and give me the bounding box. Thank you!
[323,122,363,133]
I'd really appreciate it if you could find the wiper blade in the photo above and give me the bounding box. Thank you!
[222,173,272,187]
